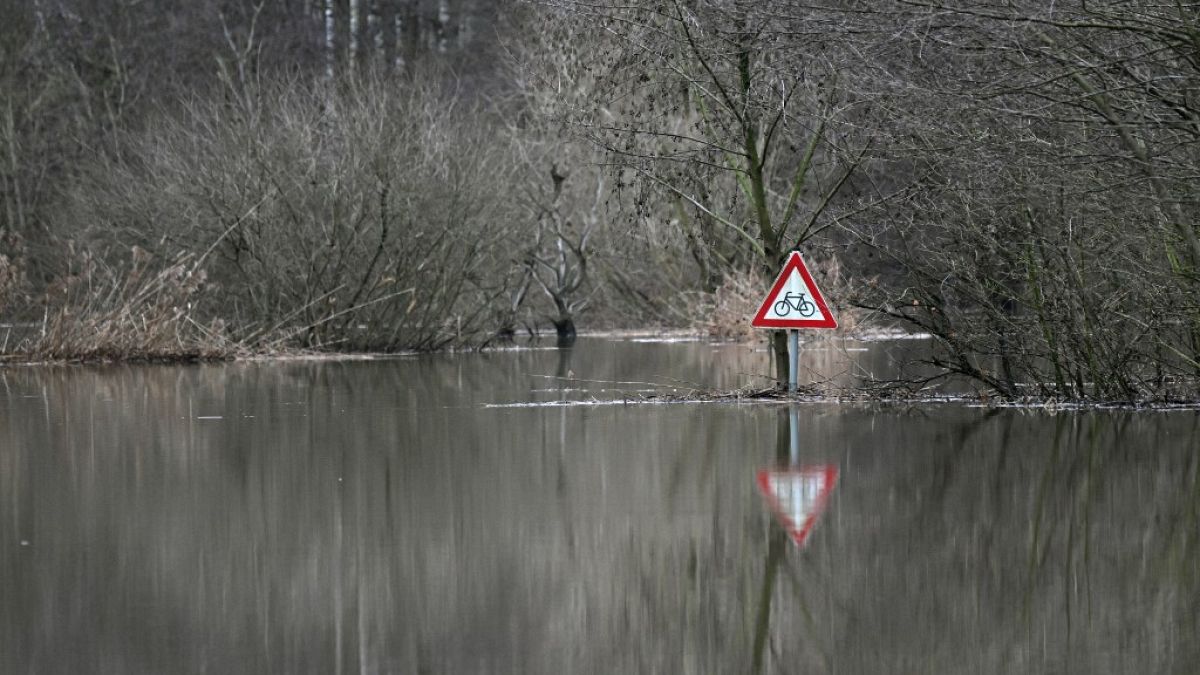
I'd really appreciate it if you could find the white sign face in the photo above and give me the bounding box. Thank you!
[751,251,837,329]
[761,269,822,321]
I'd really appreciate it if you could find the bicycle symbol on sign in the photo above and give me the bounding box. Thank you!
[774,292,816,318]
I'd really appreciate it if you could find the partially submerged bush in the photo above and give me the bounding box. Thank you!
[64,76,519,352]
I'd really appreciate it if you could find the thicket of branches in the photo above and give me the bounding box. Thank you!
[842,1,1200,401]
[66,77,519,351]
[522,1,882,380]
[526,0,1200,401]
[0,0,619,356]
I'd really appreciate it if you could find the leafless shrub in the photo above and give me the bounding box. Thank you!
[62,76,520,351]
[835,1,1200,401]
[585,212,709,329]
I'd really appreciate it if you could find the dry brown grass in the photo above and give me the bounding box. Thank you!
[14,246,238,362]
[0,235,28,315]
[0,255,23,316]
[696,268,763,341]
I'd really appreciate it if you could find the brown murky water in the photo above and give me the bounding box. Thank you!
[2,337,1197,674]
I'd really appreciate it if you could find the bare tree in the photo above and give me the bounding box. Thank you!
[520,162,602,344]
[527,0,879,381]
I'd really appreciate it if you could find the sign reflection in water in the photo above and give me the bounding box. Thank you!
[757,405,839,548]
[756,465,838,549]
[750,407,840,674]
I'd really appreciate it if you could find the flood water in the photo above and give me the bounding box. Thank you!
[2,337,1198,674]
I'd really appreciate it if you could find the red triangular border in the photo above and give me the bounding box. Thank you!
[751,251,838,329]
[756,465,839,548]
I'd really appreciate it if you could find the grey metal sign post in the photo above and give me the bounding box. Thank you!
[788,330,799,394]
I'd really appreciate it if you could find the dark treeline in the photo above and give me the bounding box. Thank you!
[2,0,1199,402]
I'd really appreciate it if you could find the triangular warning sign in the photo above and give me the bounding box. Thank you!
[751,251,837,329]
[756,465,838,547]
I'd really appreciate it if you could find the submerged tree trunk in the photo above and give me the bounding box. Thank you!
[771,330,788,387]
[553,316,576,347]
[552,294,576,346]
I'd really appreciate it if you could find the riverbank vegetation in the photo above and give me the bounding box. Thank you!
[2,0,1199,402]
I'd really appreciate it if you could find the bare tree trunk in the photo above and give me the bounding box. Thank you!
[323,0,335,77]
[380,0,397,71]
[334,0,351,74]
[435,0,449,53]
[456,0,473,49]
[770,331,788,387]
[551,296,576,347]
[402,0,420,68]
[354,0,372,71]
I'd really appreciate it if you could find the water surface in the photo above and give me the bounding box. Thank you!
[2,337,1197,673]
